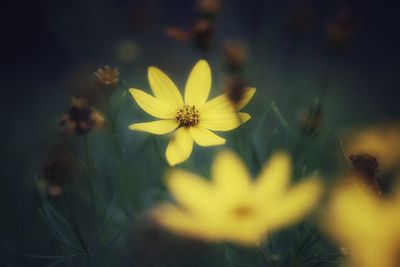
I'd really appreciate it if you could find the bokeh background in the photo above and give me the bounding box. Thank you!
[1,0,400,266]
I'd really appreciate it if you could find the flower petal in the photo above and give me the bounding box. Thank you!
[166,127,194,166]
[152,204,222,242]
[238,112,251,124]
[265,177,322,229]
[212,150,251,198]
[128,120,178,135]
[148,66,184,109]
[184,60,211,108]
[200,94,241,131]
[129,89,176,119]
[190,126,226,147]
[165,169,217,213]
[236,87,256,110]
[254,152,291,200]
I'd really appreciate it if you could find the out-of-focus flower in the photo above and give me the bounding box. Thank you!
[191,19,214,49]
[326,6,357,55]
[60,97,105,135]
[222,77,256,110]
[166,19,214,50]
[165,27,190,42]
[344,124,400,173]
[151,150,323,245]
[196,0,221,19]
[42,144,73,197]
[349,154,381,196]
[94,65,120,96]
[129,60,254,166]
[323,178,400,267]
[115,39,140,63]
[222,42,248,74]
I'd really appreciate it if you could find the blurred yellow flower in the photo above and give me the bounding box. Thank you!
[344,124,400,172]
[323,179,400,267]
[151,150,323,245]
[129,60,255,166]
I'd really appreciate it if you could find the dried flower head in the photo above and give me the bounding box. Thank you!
[349,154,381,196]
[196,0,221,18]
[222,42,247,74]
[60,97,105,135]
[344,124,400,172]
[94,65,120,96]
[191,19,214,49]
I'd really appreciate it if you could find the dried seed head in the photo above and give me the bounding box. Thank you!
[60,97,105,135]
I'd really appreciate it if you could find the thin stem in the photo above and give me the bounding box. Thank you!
[83,135,97,214]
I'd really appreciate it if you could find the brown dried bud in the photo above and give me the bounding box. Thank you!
[222,42,247,74]
[165,27,190,42]
[196,0,221,19]
[94,65,120,96]
[224,77,248,105]
[191,19,214,49]
[60,97,105,135]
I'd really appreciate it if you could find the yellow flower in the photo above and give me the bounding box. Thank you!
[323,179,400,267]
[344,123,400,172]
[151,150,323,245]
[129,60,255,166]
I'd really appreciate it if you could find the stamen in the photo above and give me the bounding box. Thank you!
[177,105,200,127]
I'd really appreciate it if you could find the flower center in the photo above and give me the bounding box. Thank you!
[232,205,254,218]
[176,105,199,127]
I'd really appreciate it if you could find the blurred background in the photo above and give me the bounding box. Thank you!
[1,0,400,266]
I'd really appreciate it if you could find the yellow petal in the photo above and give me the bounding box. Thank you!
[190,126,225,146]
[254,152,291,200]
[238,112,251,124]
[165,169,217,213]
[148,66,184,109]
[129,89,176,119]
[265,177,322,229]
[212,150,251,198]
[236,87,256,110]
[152,204,222,242]
[200,94,241,131]
[184,60,211,108]
[166,127,194,166]
[128,120,178,135]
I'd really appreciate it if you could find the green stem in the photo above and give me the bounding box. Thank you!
[83,135,97,214]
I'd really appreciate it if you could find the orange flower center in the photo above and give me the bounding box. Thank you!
[232,205,254,219]
[176,105,199,127]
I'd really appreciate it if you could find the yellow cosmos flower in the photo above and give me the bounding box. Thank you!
[323,179,400,267]
[151,150,323,245]
[128,60,255,166]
